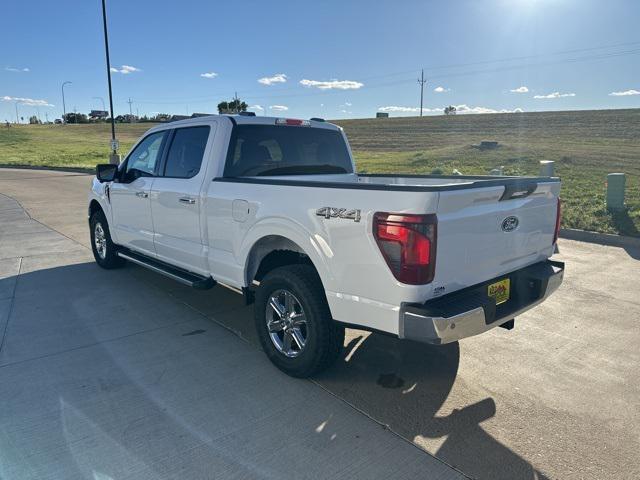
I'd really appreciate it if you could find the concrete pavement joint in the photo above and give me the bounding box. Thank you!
[0,192,91,253]
[309,376,473,479]
[0,256,22,355]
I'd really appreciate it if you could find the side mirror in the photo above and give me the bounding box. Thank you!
[96,164,118,183]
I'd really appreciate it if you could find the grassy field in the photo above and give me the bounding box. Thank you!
[0,108,638,236]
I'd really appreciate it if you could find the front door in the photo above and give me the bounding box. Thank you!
[109,130,167,256]
[150,125,212,274]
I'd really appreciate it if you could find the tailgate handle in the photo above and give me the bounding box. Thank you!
[500,182,537,201]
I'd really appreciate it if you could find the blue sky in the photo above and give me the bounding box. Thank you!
[2,0,640,122]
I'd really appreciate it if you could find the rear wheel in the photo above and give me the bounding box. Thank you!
[254,264,344,378]
[90,210,125,269]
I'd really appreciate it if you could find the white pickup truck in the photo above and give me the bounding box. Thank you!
[89,114,564,377]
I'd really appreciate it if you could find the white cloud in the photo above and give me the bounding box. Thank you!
[455,104,524,114]
[510,86,529,93]
[378,106,441,113]
[433,86,450,93]
[110,65,141,74]
[378,105,523,115]
[269,105,289,111]
[300,79,364,90]
[250,104,264,111]
[5,67,29,73]
[609,89,640,97]
[200,72,218,79]
[344,102,352,106]
[258,73,287,85]
[533,92,575,99]
[2,96,54,107]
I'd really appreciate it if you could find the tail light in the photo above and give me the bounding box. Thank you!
[553,197,562,244]
[275,118,310,126]
[373,213,437,285]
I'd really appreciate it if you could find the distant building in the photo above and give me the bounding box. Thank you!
[89,110,109,120]
[376,112,389,118]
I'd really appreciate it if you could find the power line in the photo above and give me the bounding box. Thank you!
[132,41,640,106]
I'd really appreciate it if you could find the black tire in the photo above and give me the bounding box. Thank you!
[254,264,344,378]
[90,210,125,269]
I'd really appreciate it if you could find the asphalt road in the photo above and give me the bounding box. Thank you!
[1,168,638,480]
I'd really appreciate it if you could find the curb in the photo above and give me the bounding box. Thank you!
[0,164,93,174]
[560,228,640,249]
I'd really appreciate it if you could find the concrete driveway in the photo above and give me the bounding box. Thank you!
[1,168,638,480]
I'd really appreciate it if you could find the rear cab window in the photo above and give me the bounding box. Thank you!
[224,125,353,177]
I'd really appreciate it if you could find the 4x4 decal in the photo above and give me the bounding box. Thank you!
[316,207,361,222]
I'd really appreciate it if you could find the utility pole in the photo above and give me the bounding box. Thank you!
[101,0,119,163]
[417,69,427,117]
[15,102,19,124]
[127,98,133,116]
[61,81,72,124]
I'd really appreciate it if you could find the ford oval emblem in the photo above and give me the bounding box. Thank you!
[501,216,519,232]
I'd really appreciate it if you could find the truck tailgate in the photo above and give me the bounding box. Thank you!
[433,180,560,296]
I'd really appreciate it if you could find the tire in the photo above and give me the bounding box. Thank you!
[254,264,344,378]
[90,209,125,269]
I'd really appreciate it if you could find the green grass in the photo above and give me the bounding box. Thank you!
[0,109,638,236]
[334,109,640,237]
[0,123,151,170]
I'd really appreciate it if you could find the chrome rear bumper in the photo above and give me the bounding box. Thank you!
[399,260,564,345]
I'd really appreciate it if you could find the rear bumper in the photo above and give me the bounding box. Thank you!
[399,260,564,345]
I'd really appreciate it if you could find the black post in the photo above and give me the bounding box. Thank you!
[101,0,117,155]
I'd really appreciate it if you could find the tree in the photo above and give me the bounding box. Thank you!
[217,98,248,114]
[150,113,170,122]
[63,112,88,124]
[29,115,41,125]
[444,105,457,116]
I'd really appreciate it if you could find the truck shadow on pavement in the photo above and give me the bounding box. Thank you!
[0,260,551,480]
[1,262,464,479]
[130,263,554,480]
[316,334,552,480]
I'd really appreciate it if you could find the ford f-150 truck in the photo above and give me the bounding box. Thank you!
[88,114,564,377]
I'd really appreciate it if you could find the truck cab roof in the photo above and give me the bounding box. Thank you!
[147,114,340,133]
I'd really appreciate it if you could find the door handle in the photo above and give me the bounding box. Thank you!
[179,197,196,205]
[135,191,149,198]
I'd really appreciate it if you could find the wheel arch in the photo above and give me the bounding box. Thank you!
[246,235,320,285]
[88,199,104,219]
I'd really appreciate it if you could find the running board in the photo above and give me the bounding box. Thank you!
[117,250,216,290]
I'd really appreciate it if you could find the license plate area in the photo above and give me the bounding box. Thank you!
[488,278,510,305]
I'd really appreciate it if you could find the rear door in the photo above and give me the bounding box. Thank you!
[150,124,213,275]
[433,180,560,294]
[109,130,167,256]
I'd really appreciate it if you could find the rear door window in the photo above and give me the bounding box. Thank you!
[224,125,353,177]
[163,126,210,178]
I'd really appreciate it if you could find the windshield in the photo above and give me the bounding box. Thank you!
[223,124,353,177]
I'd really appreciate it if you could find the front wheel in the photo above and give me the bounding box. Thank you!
[254,264,344,378]
[90,210,125,269]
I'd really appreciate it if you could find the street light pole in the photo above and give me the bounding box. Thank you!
[61,81,72,124]
[101,0,119,164]
[93,96,106,111]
